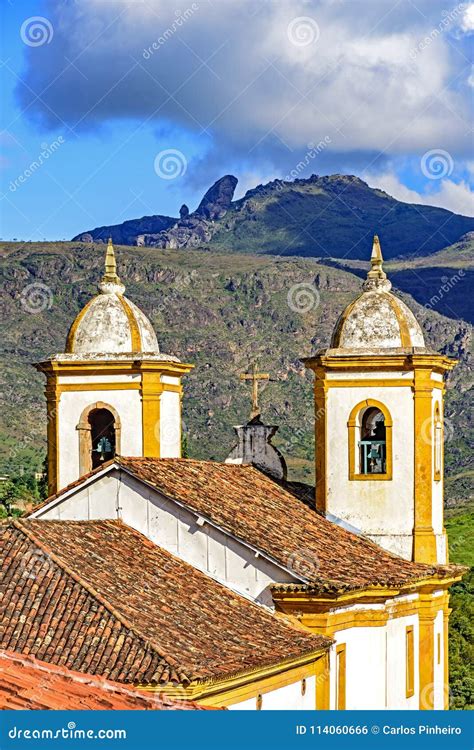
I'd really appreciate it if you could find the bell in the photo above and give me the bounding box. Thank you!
[368,446,379,459]
[94,437,112,461]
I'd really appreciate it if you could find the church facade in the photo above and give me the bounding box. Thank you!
[3,238,465,710]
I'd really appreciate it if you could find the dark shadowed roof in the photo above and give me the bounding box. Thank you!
[0,650,212,710]
[1,520,330,686]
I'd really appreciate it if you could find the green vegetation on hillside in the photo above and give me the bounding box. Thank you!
[446,506,474,710]
[1,242,472,507]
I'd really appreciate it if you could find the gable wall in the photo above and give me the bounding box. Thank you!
[34,468,296,606]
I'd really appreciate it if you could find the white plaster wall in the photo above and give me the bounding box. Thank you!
[385,613,419,709]
[431,390,444,536]
[160,390,181,457]
[57,388,143,488]
[58,374,141,384]
[229,676,315,710]
[35,469,296,603]
[326,384,415,558]
[332,624,386,709]
[327,598,420,710]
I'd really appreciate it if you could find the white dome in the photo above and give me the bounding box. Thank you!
[331,236,425,350]
[65,240,160,355]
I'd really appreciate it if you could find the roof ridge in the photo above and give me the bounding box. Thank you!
[12,520,190,685]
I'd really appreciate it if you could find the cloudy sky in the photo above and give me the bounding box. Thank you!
[1,0,473,240]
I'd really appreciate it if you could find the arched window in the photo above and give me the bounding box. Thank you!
[77,402,121,476]
[348,400,393,481]
[360,406,386,474]
[89,407,116,468]
[433,402,442,482]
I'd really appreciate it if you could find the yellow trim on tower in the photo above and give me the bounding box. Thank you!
[64,298,96,353]
[118,295,142,352]
[330,294,364,347]
[413,369,438,564]
[405,625,415,698]
[141,371,163,457]
[314,378,328,512]
[45,378,60,495]
[382,292,412,348]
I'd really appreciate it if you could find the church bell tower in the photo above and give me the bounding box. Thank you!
[304,236,456,565]
[35,240,193,494]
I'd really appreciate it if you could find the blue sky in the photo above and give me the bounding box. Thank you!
[1,0,473,241]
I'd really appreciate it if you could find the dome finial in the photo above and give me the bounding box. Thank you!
[98,238,125,295]
[363,234,391,291]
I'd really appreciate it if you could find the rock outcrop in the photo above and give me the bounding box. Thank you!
[72,173,474,259]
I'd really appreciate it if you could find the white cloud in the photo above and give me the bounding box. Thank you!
[366,172,474,216]
[16,0,472,170]
[461,3,474,32]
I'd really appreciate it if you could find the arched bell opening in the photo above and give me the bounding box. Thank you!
[359,406,387,475]
[348,399,392,481]
[77,402,121,477]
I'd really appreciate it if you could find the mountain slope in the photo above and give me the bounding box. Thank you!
[1,242,472,506]
[72,174,474,261]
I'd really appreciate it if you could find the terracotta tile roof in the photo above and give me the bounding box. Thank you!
[0,650,211,710]
[114,457,462,592]
[1,520,330,687]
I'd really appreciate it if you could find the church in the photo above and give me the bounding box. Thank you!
[1,237,465,710]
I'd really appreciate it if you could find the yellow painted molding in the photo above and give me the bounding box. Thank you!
[314,379,328,512]
[35,359,194,377]
[57,383,142,392]
[327,379,415,389]
[315,651,330,709]
[118,295,142,351]
[336,643,346,710]
[443,604,450,709]
[305,353,456,374]
[138,651,328,707]
[45,379,60,495]
[64,298,95,353]
[413,370,438,564]
[141,372,163,457]
[405,625,415,698]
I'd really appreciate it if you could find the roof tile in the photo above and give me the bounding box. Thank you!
[1,520,330,686]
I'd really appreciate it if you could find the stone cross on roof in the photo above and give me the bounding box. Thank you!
[240,363,269,420]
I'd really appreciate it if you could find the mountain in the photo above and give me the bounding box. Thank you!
[1,241,472,506]
[73,174,474,261]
